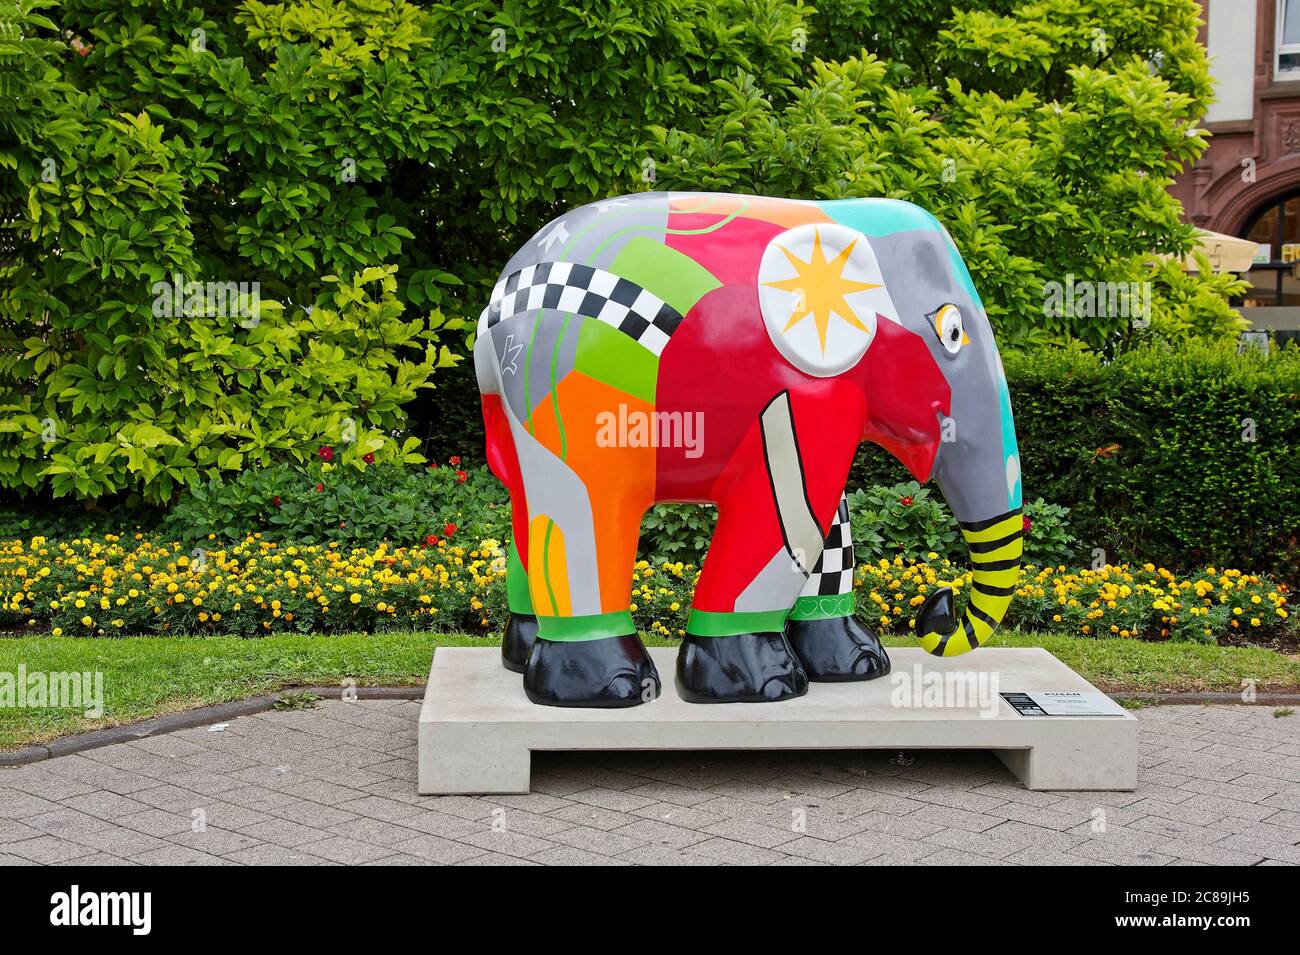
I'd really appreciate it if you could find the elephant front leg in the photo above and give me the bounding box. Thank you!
[677,391,860,703]
[677,499,811,704]
[784,492,891,681]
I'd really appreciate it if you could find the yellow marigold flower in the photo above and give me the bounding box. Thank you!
[350,592,361,604]
[81,616,93,627]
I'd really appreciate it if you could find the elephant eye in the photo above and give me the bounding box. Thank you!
[930,303,965,355]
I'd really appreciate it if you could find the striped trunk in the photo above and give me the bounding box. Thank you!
[917,508,1023,657]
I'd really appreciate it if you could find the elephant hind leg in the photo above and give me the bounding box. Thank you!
[483,393,538,672]
[521,484,660,707]
[514,369,660,706]
[501,537,538,674]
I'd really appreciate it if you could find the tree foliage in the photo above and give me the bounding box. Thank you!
[654,0,1245,348]
[3,0,1240,505]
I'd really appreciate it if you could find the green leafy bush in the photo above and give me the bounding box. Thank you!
[1022,499,1079,568]
[2,0,811,503]
[4,0,1240,509]
[847,482,961,564]
[638,504,717,563]
[0,501,161,541]
[845,483,1077,568]
[653,0,1243,351]
[159,458,509,548]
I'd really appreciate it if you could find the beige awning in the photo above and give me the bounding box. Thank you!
[1175,229,1259,274]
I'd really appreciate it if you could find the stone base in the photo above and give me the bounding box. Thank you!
[417,647,1137,794]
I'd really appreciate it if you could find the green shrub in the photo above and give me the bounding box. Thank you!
[159,458,509,548]
[0,500,161,540]
[154,464,1078,569]
[1022,499,1079,568]
[845,482,1076,568]
[638,504,717,564]
[847,481,961,564]
[5,0,1239,508]
[2,0,811,503]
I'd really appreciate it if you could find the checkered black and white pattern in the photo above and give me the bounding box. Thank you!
[479,262,683,357]
[801,493,855,597]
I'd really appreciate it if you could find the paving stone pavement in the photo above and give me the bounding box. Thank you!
[1,701,1297,866]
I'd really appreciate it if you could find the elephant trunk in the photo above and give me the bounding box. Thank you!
[915,440,1023,657]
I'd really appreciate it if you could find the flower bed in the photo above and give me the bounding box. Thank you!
[0,536,1293,646]
[1,535,510,638]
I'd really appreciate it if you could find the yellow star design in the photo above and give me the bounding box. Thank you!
[763,229,879,353]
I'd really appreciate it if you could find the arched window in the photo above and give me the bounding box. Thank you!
[1240,189,1300,306]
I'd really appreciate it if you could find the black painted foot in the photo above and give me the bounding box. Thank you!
[785,614,891,682]
[501,612,539,673]
[523,634,661,708]
[675,632,809,704]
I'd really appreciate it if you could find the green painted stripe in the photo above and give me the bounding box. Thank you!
[609,236,721,318]
[536,610,636,642]
[505,540,533,614]
[820,198,943,238]
[540,518,559,616]
[687,608,790,636]
[548,313,571,461]
[787,593,855,621]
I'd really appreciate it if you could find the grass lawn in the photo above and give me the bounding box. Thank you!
[1,629,1297,752]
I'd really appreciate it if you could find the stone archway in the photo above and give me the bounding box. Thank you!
[1210,155,1300,237]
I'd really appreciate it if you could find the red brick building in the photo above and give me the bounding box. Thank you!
[1171,0,1300,328]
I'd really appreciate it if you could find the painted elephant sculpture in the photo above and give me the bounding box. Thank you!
[475,192,1023,707]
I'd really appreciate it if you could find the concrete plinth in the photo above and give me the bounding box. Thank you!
[417,647,1136,794]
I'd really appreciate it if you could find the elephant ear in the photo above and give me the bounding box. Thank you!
[757,222,900,378]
